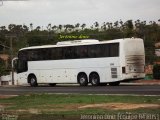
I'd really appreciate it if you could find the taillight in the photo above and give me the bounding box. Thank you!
[122,67,126,73]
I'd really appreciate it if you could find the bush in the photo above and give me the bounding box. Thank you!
[0,58,10,76]
[153,64,160,79]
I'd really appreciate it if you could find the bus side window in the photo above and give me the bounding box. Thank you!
[51,48,56,60]
[100,44,109,57]
[18,51,27,61]
[40,48,50,60]
[110,43,119,57]
[56,48,63,60]
[63,46,74,59]
[88,45,100,58]
[77,46,88,58]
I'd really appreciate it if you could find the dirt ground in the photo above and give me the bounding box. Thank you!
[78,103,160,110]
[135,79,160,84]
[1,102,160,114]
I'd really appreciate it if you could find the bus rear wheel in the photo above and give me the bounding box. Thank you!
[29,75,38,87]
[78,73,88,86]
[90,73,100,86]
[109,81,120,86]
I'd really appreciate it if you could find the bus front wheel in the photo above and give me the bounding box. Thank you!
[78,73,88,86]
[29,75,38,87]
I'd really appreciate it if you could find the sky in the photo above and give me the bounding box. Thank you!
[0,0,160,28]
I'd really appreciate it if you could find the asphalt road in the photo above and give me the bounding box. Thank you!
[0,84,160,95]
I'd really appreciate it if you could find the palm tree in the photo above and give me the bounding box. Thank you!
[149,21,153,24]
[81,23,86,30]
[52,25,57,32]
[47,23,52,31]
[64,24,69,33]
[114,21,119,28]
[36,26,41,31]
[101,22,106,31]
[119,20,123,27]
[109,22,113,29]
[75,23,80,28]
[94,21,99,29]
[23,24,29,33]
[125,20,133,30]
[69,25,75,32]
[0,26,6,31]
[8,24,16,32]
[30,23,33,31]
[75,23,80,31]
[58,25,63,33]
[106,22,111,29]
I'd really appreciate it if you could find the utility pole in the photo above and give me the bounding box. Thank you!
[5,35,16,85]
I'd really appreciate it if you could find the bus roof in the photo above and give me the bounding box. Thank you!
[19,38,138,51]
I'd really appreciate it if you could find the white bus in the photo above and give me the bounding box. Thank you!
[13,38,145,86]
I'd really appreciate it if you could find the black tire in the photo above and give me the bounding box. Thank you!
[100,83,107,86]
[49,83,56,86]
[90,73,100,86]
[78,73,88,86]
[109,81,120,86]
[29,75,38,87]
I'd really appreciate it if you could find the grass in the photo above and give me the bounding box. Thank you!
[0,94,160,120]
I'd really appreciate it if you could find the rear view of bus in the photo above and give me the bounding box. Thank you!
[120,38,145,81]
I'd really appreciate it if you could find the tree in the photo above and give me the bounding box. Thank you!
[0,58,7,76]
[101,22,107,31]
[94,21,99,30]
[75,23,80,28]
[30,23,33,31]
[0,26,6,31]
[124,20,134,37]
[58,25,63,32]
[114,21,119,28]
[47,23,52,31]
[81,23,86,30]
[36,26,41,31]
[27,36,46,46]
[75,23,80,32]
[52,25,57,32]
[23,24,29,33]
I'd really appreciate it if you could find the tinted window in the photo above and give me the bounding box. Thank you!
[17,59,28,73]
[51,47,63,60]
[100,44,110,57]
[110,43,119,57]
[18,51,28,61]
[76,46,88,58]
[27,50,39,61]
[19,42,119,61]
[62,46,75,59]
[88,45,101,58]
[42,48,52,60]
